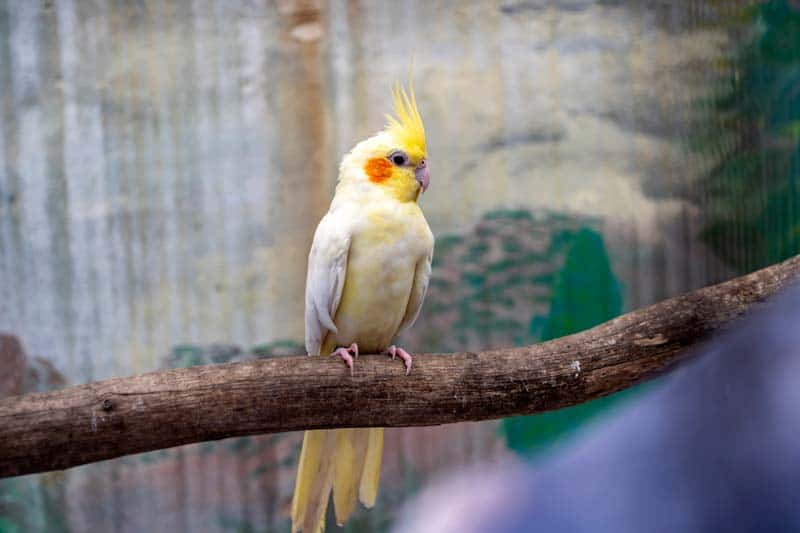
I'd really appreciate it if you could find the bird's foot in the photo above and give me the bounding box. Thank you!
[331,343,359,375]
[384,345,413,375]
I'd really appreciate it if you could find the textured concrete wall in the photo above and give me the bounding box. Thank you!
[0,0,738,383]
[0,1,748,531]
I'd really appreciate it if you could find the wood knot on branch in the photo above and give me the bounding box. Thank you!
[633,334,669,347]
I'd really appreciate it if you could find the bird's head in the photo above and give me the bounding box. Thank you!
[338,83,428,203]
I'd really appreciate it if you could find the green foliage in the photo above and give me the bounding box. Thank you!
[404,210,637,456]
[165,340,304,370]
[503,228,634,456]
[539,229,622,340]
[693,1,800,273]
[430,235,463,268]
[406,209,605,354]
[250,340,305,358]
[168,344,208,368]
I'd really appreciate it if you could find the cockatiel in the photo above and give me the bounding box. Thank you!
[291,83,433,532]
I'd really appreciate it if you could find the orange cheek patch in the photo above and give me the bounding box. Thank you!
[364,157,393,183]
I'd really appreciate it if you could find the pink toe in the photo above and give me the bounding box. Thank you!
[332,347,355,375]
[385,346,412,375]
[398,348,413,375]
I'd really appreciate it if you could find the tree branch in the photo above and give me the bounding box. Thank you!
[2,255,799,479]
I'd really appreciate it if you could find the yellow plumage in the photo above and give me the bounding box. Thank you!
[385,84,426,156]
[291,83,433,532]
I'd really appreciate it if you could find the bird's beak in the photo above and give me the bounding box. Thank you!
[415,160,429,193]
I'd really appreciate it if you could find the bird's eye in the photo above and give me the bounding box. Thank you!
[389,151,409,166]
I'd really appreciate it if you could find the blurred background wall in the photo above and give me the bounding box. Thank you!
[3,0,797,532]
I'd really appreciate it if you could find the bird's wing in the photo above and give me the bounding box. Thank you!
[397,244,433,334]
[305,210,352,356]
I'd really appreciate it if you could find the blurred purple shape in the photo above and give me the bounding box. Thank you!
[396,284,800,533]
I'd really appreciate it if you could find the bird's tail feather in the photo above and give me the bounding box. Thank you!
[292,427,385,532]
[333,428,370,524]
[292,429,336,533]
[359,428,384,507]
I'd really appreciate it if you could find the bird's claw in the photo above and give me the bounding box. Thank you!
[331,343,359,375]
[385,345,412,375]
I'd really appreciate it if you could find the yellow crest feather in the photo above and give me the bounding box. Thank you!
[384,82,426,154]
